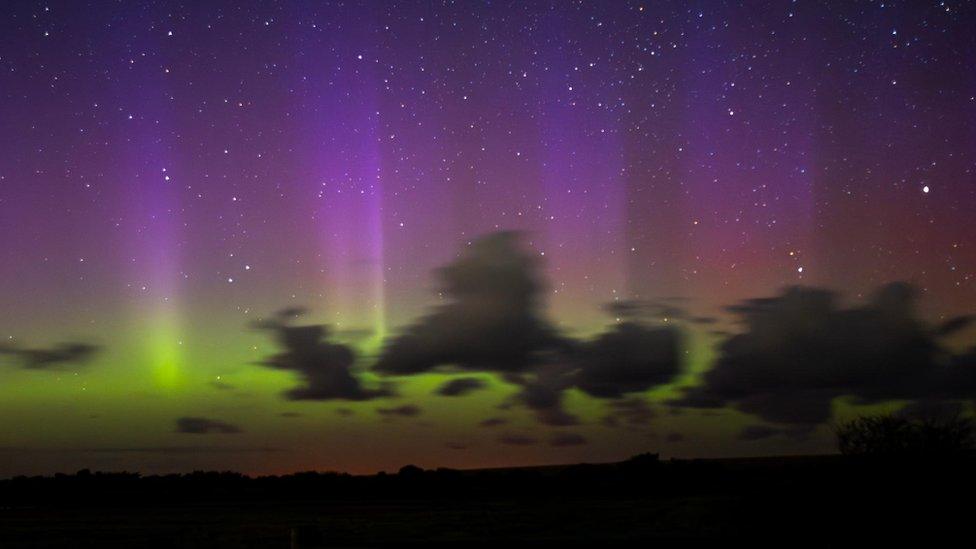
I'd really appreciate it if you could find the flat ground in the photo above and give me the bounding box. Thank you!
[0,456,969,547]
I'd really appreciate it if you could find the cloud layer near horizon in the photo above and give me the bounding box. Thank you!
[672,283,976,432]
[372,232,685,426]
[244,232,975,442]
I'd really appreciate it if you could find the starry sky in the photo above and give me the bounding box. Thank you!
[1,1,975,477]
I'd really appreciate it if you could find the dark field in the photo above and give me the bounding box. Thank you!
[1,454,971,547]
[1,497,741,547]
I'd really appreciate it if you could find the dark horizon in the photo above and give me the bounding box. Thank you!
[3,447,973,546]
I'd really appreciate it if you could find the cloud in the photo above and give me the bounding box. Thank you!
[935,315,974,337]
[498,434,538,446]
[1,446,278,454]
[175,417,242,434]
[0,342,100,370]
[602,397,656,427]
[549,432,587,447]
[737,424,811,441]
[738,425,783,441]
[375,232,563,376]
[370,232,685,426]
[592,311,686,403]
[478,417,508,428]
[896,400,965,420]
[573,322,682,399]
[603,300,688,322]
[333,327,376,341]
[691,316,719,325]
[508,364,580,426]
[254,308,393,401]
[673,283,976,428]
[376,404,422,417]
[665,432,685,443]
[940,348,976,400]
[372,233,578,424]
[435,377,488,397]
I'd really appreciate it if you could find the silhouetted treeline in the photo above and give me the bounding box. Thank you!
[2,452,973,507]
[836,414,974,457]
[2,453,975,546]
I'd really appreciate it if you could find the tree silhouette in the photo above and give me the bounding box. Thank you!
[835,414,975,458]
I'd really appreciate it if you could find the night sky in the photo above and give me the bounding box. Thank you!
[1,1,975,477]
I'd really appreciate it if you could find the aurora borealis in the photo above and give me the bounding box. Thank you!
[1,1,975,477]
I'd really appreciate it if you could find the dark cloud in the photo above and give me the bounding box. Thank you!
[665,432,685,443]
[674,283,976,428]
[896,400,965,421]
[478,417,508,428]
[737,424,811,441]
[935,315,974,337]
[508,364,580,426]
[375,232,563,376]
[370,232,684,425]
[1,446,277,454]
[691,316,719,325]
[498,434,538,446]
[0,342,99,370]
[279,412,302,418]
[603,300,688,322]
[531,408,580,427]
[333,327,376,341]
[602,397,656,427]
[549,432,587,447]
[435,377,488,397]
[573,322,682,399]
[376,404,422,417]
[86,446,272,453]
[738,425,783,441]
[254,308,393,401]
[941,348,976,399]
[175,417,242,434]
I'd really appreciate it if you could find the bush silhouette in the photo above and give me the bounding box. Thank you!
[835,414,975,458]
